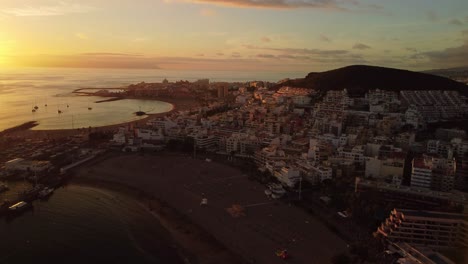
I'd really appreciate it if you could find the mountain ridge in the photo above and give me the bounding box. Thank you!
[278,65,468,96]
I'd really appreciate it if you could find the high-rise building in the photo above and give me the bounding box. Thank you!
[376,208,468,249]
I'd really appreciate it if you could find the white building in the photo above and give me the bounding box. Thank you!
[135,128,164,141]
[274,166,301,188]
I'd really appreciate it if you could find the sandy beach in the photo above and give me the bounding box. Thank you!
[72,152,348,264]
[0,96,199,140]
[71,177,241,264]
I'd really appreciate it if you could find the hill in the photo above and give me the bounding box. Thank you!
[278,65,468,96]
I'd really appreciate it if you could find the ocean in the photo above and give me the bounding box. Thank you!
[0,67,307,131]
[0,184,184,264]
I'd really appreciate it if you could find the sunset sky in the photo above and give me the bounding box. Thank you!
[0,0,467,72]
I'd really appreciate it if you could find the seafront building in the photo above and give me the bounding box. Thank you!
[110,83,468,218]
[376,208,468,249]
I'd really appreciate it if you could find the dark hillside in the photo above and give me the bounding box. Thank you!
[279,65,468,96]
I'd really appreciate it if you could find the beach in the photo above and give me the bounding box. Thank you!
[72,152,348,264]
[0,95,199,140]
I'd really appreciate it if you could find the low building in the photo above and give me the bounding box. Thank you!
[4,158,51,173]
[274,166,301,188]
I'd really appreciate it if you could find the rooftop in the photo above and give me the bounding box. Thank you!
[396,208,468,221]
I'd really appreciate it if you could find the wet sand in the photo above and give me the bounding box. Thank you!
[73,152,348,264]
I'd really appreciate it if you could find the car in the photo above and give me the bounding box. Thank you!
[337,211,348,218]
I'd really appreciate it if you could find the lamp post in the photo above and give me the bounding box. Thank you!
[298,176,302,200]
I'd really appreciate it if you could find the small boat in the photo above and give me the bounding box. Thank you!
[268,183,286,199]
[34,105,39,110]
[8,201,29,211]
[58,109,62,114]
[135,106,146,116]
[20,185,43,200]
[32,108,36,113]
[88,107,92,110]
[38,187,54,199]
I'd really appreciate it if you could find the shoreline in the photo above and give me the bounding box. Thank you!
[70,176,243,264]
[71,152,348,263]
[0,95,198,139]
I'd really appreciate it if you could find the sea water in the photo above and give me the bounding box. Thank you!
[0,67,306,131]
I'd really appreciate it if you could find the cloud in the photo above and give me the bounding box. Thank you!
[257,54,276,58]
[216,52,224,56]
[420,39,468,67]
[426,10,438,22]
[1,2,96,17]
[352,43,371,50]
[319,34,331,42]
[449,18,463,26]
[200,8,216,16]
[260,36,271,43]
[406,47,417,53]
[81,53,143,56]
[196,53,205,57]
[243,44,367,65]
[231,52,241,58]
[166,0,366,10]
[12,54,161,69]
[244,44,349,56]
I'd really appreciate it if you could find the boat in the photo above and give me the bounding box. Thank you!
[58,109,62,114]
[135,106,146,116]
[0,183,9,193]
[8,201,29,211]
[268,183,286,199]
[38,187,54,199]
[20,185,43,200]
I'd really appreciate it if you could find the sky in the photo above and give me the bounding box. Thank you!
[0,0,467,72]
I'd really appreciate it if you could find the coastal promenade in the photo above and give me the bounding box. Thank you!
[74,153,348,264]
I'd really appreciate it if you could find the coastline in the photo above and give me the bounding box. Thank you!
[71,152,348,264]
[70,176,243,264]
[0,95,199,139]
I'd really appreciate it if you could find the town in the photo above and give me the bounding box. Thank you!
[1,77,468,264]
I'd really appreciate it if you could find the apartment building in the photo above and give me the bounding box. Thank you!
[376,208,468,249]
